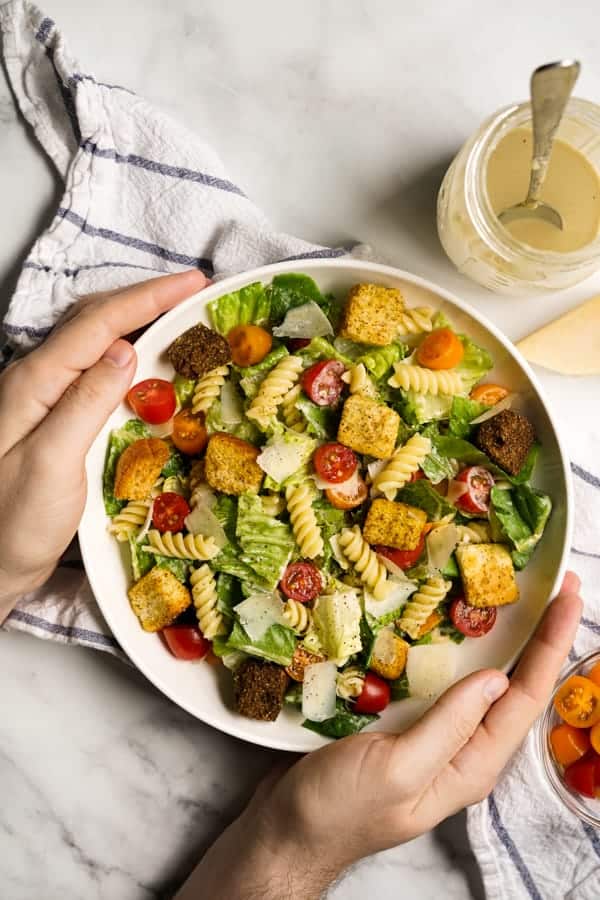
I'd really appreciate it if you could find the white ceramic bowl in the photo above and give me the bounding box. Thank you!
[79,259,573,752]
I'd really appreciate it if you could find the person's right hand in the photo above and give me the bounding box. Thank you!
[0,269,208,621]
[180,574,582,900]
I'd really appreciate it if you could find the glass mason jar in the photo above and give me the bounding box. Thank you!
[437,98,600,295]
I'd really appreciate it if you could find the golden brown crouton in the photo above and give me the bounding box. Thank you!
[363,499,427,550]
[369,629,409,680]
[205,433,264,495]
[340,283,406,346]
[415,609,444,639]
[114,438,170,501]
[456,543,519,608]
[337,394,399,459]
[167,323,231,379]
[128,567,191,632]
[285,646,325,682]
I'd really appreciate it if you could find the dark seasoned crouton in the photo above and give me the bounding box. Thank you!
[475,410,535,475]
[128,567,191,631]
[167,323,231,379]
[114,438,170,500]
[233,659,289,721]
[285,646,325,682]
[205,433,264,495]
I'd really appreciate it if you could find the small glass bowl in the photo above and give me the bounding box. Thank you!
[537,649,600,828]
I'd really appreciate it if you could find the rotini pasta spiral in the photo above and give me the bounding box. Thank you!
[282,599,312,635]
[108,500,152,541]
[457,521,492,543]
[280,384,306,432]
[261,492,286,517]
[247,355,304,428]
[373,433,432,500]
[426,512,457,530]
[388,364,464,396]
[397,576,451,639]
[396,307,435,336]
[341,363,377,397]
[286,483,324,559]
[143,530,219,560]
[190,564,225,640]
[191,364,229,415]
[336,666,365,700]
[338,526,389,600]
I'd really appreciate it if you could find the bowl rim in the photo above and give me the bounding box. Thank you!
[537,649,600,828]
[79,257,574,751]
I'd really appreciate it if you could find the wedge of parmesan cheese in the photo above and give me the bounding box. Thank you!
[406,643,458,700]
[517,294,600,375]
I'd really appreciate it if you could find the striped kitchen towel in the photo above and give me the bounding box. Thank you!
[0,0,368,655]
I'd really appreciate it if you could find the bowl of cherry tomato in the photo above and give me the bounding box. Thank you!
[538,650,600,827]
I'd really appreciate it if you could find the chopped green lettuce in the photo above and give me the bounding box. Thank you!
[267,273,341,327]
[161,445,187,480]
[389,671,410,700]
[103,418,150,515]
[448,396,488,439]
[173,374,196,408]
[358,342,408,381]
[205,399,262,444]
[438,620,466,643]
[128,534,154,581]
[510,444,540,485]
[225,619,297,666]
[296,396,338,439]
[303,698,378,738]
[490,484,552,569]
[396,390,455,426]
[397,480,456,521]
[455,335,494,392]
[215,572,241,618]
[238,346,289,399]
[210,544,270,592]
[208,282,271,334]
[420,425,459,484]
[312,498,347,571]
[236,492,295,589]
[212,495,238,542]
[156,557,189,583]
[300,336,353,366]
[313,589,362,661]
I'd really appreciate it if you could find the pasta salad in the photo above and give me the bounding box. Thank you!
[102,274,552,738]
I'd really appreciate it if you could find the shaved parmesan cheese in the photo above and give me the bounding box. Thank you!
[406,644,458,700]
[258,436,314,483]
[329,534,350,570]
[426,524,460,572]
[365,575,417,619]
[272,301,333,339]
[147,417,174,438]
[184,505,228,549]
[313,468,361,493]
[234,592,286,641]
[302,661,337,722]
[366,459,387,483]
[189,483,217,510]
[137,499,155,544]
[447,479,469,505]
[377,555,410,580]
[470,393,515,425]
[220,381,243,424]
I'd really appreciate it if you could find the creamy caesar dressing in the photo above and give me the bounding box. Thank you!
[487,127,600,252]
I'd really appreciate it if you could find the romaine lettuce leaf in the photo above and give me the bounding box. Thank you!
[396,480,456,521]
[303,698,378,739]
[208,282,271,334]
[210,543,270,593]
[395,390,455,426]
[448,396,488,439]
[225,619,297,666]
[296,396,338,439]
[213,495,238,542]
[103,418,150,515]
[215,572,241,618]
[238,346,289,399]
[312,498,347,571]
[128,533,155,581]
[510,444,540,485]
[299,336,353,366]
[236,492,295,589]
[173,374,196,408]
[161,445,187,480]
[358,342,408,381]
[156,557,189,583]
[490,484,552,569]
[267,273,340,327]
[455,336,493,392]
[420,424,459,484]
[389,671,410,700]
[438,619,466,643]
[205,399,262,444]
[313,589,362,661]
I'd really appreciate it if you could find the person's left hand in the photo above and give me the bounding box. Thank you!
[180,573,582,900]
[0,269,208,620]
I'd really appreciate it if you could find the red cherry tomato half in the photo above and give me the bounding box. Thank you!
[280,562,322,603]
[301,360,345,406]
[450,597,497,637]
[287,338,311,352]
[374,534,426,571]
[152,492,191,533]
[127,378,176,425]
[455,466,495,515]
[325,474,368,510]
[354,672,391,714]
[564,755,598,798]
[163,625,210,661]
[314,442,358,484]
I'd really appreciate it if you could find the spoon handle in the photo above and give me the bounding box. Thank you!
[526,60,580,205]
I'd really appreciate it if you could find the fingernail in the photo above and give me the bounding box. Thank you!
[103,340,134,368]
[484,674,508,703]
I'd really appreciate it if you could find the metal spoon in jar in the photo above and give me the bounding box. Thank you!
[499,60,581,230]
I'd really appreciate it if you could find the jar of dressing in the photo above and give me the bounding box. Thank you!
[437,98,600,294]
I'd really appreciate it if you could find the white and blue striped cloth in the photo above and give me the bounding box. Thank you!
[2,3,600,898]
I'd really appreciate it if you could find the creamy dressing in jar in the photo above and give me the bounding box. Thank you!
[487,127,600,252]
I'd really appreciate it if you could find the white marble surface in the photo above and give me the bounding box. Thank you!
[2,1,600,898]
